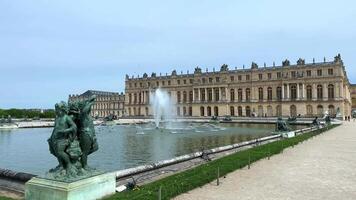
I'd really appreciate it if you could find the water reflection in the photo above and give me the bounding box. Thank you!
[0,123,303,175]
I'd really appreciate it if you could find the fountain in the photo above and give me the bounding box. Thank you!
[149,88,174,128]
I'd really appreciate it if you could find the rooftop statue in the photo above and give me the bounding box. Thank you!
[220,64,229,72]
[194,67,202,74]
[251,62,258,69]
[282,59,290,66]
[47,96,100,181]
[275,117,291,132]
[297,58,305,65]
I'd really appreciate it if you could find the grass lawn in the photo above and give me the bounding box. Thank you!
[106,125,338,200]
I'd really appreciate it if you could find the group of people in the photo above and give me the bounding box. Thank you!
[47,95,98,178]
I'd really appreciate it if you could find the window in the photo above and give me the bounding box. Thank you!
[209,78,213,83]
[259,74,263,80]
[200,106,204,116]
[190,79,194,84]
[201,89,206,101]
[216,77,220,82]
[230,89,235,101]
[189,91,193,102]
[238,75,242,81]
[162,81,165,86]
[230,76,234,81]
[277,72,282,79]
[168,80,171,85]
[148,82,151,87]
[317,69,322,76]
[307,70,312,77]
[134,83,137,87]
[328,84,334,99]
[291,85,297,100]
[214,88,219,101]
[238,89,243,102]
[328,68,334,75]
[268,73,272,79]
[277,87,282,100]
[183,91,187,103]
[140,82,142,87]
[317,85,323,99]
[177,80,180,85]
[177,91,181,103]
[183,79,187,84]
[246,88,251,101]
[267,87,272,101]
[208,89,212,101]
[246,75,250,81]
[230,106,235,116]
[202,78,206,83]
[258,87,263,101]
[307,85,312,100]
[291,71,296,78]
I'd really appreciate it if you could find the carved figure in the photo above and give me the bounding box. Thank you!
[275,117,291,132]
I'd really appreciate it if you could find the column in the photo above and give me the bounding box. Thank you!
[323,83,328,100]
[286,84,290,100]
[198,88,201,102]
[297,84,300,100]
[193,89,195,102]
[302,84,306,100]
[205,88,208,102]
[218,87,222,102]
[212,88,216,102]
[282,85,285,101]
[312,84,316,100]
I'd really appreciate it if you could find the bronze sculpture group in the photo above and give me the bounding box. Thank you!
[47,95,99,181]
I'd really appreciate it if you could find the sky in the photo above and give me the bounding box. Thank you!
[0,0,355,109]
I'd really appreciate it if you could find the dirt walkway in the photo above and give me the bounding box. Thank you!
[175,122,356,200]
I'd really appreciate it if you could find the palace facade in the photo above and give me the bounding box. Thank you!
[69,90,125,118]
[124,54,352,118]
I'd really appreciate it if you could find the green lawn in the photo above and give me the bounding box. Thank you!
[106,125,338,200]
[0,197,14,200]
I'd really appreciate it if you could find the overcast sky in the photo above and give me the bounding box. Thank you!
[0,0,355,109]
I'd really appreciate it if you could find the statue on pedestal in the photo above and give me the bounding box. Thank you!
[275,117,291,132]
[47,95,99,181]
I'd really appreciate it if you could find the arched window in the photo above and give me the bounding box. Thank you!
[276,105,282,117]
[214,106,219,116]
[208,88,212,101]
[207,106,212,116]
[328,105,335,117]
[258,87,263,101]
[134,93,137,104]
[291,85,297,100]
[306,105,313,117]
[277,87,282,101]
[177,91,181,103]
[145,107,149,116]
[129,93,132,104]
[290,105,297,117]
[201,89,206,101]
[238,89,243,102]
[246,88,251,101]
[177,107,181,116]
[267,106,273,117]
[139,93,142,104]
[189,91,193,102]
[317,105,323,117]
[183,91,187,103]
[230,106,235,116]
[189,106,192,116]
[328,84,334,99]
[183,107,187,116]
[307,85,312,100]
[267,87,272,101]
[238,106,243,116]
[246,106,251,117]
[200,106,204,116]
[258,105,264,117]
[230,89,235,101]
[214,88,219,101]
[317,85,323,99]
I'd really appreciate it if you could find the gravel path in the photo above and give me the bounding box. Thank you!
[175,122,356,200]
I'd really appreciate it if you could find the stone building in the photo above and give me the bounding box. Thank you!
[351,84,356,109]
[125,54,352,118]
[69,90,125,118]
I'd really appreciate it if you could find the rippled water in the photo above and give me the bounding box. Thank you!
[0,122,303,175]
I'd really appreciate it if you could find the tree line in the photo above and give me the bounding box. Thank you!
[0,108,55,119]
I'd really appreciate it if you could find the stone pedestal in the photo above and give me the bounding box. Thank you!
[25,173,116,200]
